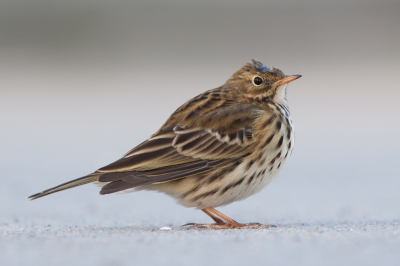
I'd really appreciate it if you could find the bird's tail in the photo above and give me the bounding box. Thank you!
[27,173,100,201]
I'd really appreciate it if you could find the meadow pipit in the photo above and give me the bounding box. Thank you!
[28,59,301,229]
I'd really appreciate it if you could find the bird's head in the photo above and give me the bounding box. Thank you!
[226,59,301,104]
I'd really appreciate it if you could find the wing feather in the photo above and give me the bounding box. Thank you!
[124,137,173,157]
[95,103,267,193]
[98,160,229,194]
[177,134,214,155]
[172,130,206,147]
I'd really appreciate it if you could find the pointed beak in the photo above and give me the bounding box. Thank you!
[276,75,302,85]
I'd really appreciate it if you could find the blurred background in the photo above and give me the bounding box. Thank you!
[1,0,399,265]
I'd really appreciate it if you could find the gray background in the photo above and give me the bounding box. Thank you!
[1,0,399,265]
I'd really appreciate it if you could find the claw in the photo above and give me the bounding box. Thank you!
[180,223,199,229]
[181,223,196,226]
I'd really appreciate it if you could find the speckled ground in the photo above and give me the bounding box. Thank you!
[1,170,400,266]
[1,219,399,266]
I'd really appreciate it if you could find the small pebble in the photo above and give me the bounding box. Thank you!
[159,227,172,231]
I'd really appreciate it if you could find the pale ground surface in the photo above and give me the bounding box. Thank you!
[2,220,399,266]
[1,162,400,266]
[1,1,400,266]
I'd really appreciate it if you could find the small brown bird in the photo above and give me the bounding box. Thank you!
[28,59,301,229]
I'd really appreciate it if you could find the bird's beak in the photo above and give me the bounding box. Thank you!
[276,75,302,85]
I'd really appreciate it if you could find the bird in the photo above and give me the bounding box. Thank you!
[28,59,301,229]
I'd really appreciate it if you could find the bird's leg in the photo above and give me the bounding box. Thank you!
[181,208,226,228]
[182,206,273,229]
[203,207,244,228]
[201,208,226,225]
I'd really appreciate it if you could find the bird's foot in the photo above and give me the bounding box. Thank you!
[181,222,274,230]
[181,207,275,229]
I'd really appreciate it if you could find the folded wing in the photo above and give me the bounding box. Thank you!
[97,103,264,194]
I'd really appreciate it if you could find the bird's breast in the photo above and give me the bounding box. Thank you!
[241,103,295,192]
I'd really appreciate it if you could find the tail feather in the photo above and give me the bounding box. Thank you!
[27,174,99,201]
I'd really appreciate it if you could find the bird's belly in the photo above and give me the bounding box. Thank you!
[210,146,292,207]
[168,136,294,209]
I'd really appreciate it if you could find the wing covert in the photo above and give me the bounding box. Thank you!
[98,104,264,173]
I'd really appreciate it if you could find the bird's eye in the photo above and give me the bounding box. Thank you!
[253,77,263,86]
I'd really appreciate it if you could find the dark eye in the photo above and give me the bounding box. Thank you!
[253,77,263,85]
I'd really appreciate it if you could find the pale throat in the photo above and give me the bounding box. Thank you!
[272,84,289,107]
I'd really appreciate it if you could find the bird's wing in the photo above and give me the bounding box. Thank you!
[97,103,265,194]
